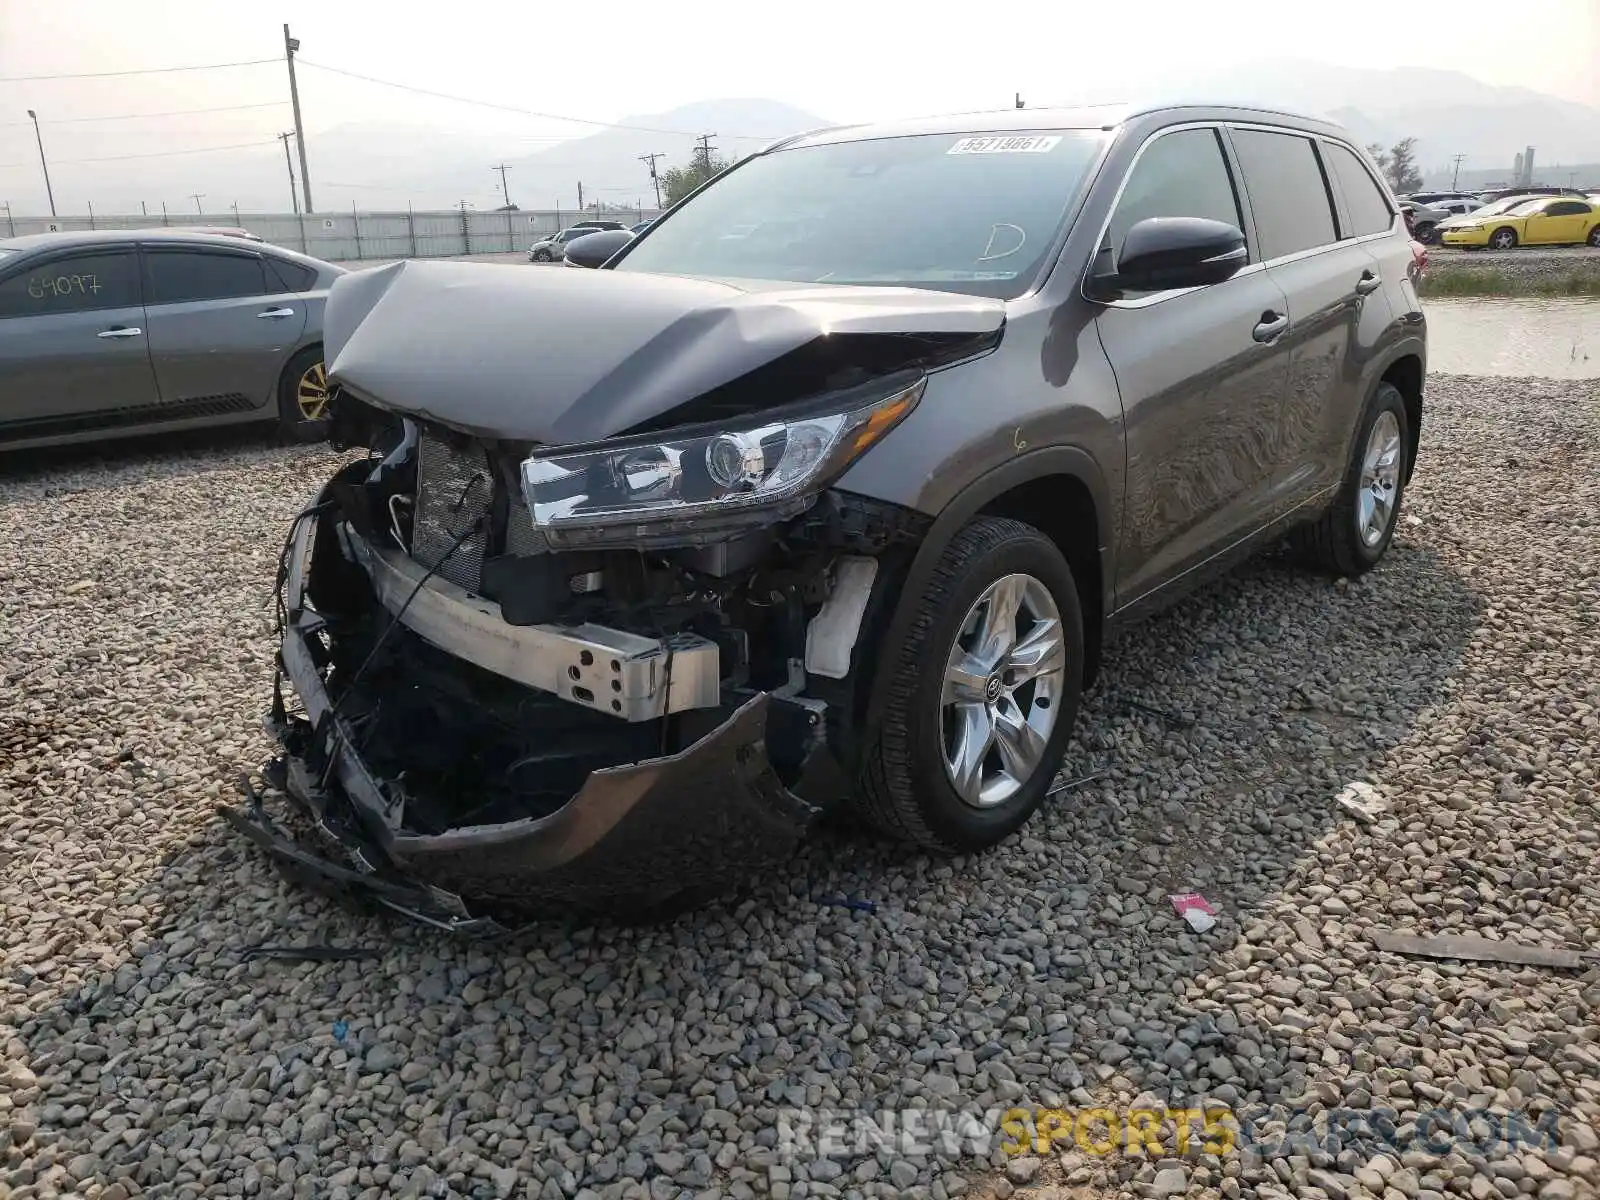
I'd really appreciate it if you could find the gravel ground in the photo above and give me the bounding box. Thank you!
[2,375,1598,1200]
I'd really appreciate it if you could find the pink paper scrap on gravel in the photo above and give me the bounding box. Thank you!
[1169,892,1218,933]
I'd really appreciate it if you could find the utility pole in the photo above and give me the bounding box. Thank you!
[3,201,13,238]
[695,133,718,174]
[189,193,206,214]
[1450,154,1466,189]
[278,132,300,215]
[638,152,664,208]
[491,163,514,208]
[284,25,314,212]
[577,181,585,211]
[140,201,147,216]
[1015,92,1025,109]
[87,199,95,229]
[26,110,56,217]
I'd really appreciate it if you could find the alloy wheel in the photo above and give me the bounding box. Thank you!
[1357,410,1403,547]
[940,573,1067,808]
[296,361,330,422]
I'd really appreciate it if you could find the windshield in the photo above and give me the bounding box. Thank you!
[614,129,1107,299]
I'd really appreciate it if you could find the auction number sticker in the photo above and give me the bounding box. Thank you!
[28,273,101,301]
[948,135,1061,155]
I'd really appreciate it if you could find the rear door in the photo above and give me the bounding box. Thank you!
[1092,124,1294,605]
[0,246,159,435]
[1229,127,1389,510]
[141,244,308,413]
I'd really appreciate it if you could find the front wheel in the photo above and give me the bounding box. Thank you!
[532,248,553,262]
[856,517,1084,852]
[1289,382,1410,576]
[276,346,330,443]
[1488,227,1518,250]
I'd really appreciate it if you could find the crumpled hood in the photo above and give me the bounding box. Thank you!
[323,260,1006,444]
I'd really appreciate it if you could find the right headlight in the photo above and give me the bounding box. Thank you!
[519,373,925,548]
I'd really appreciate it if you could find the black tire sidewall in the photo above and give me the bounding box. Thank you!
[1344,383,1410,569]
[899,529,1084,848]
[277,346,329,443]
[1491,228,1517,249]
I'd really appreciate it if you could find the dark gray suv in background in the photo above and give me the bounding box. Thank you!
[235,103,1425,927]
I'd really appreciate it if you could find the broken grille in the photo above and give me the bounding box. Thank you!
[412,434,493,593]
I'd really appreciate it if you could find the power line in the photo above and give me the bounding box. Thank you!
[0,58,278,83]
[0,101,288,127]
[45,139,280,166]
[295,59,779,140]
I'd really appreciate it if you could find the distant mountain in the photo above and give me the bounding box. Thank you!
[303,98,833,214]
[1124,60,1600,179]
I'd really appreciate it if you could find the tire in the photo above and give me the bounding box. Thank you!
[856,516,1084,853]
[1416,222,1439,245]
[532,248,553,262]
[1488,227,1518,250]
[1289,382,1410,576]
[276,346,331,443]
[1588,226,1600,247]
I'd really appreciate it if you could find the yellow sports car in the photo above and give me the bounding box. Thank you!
[1438,196,1600,250]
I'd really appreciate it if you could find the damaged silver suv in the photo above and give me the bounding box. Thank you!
[231,104,1425,928]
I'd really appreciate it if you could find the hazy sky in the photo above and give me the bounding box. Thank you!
[3,0,1598,214]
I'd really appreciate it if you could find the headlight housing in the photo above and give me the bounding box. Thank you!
[520,373,925,548]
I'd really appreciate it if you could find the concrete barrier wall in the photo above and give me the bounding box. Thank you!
[1,207,660,263]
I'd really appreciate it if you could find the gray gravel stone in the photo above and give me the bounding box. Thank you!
[1,375,1598,1199]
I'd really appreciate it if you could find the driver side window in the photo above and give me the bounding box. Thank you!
[1105,128,1246,291]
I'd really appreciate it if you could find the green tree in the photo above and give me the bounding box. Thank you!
[660,149,732,206]
[1366,142,1393,178]
[1386,137,1424,194]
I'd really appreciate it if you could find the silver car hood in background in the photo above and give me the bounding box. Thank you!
[323,260,1006,444]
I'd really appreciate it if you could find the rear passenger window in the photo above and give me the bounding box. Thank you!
[1230,129,1338,260]
[146,250,265,304]
[1106,127,1244,272]
[1323,142,1394,237]
[1546,201,1590,216]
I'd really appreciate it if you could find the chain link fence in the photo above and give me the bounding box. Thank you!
[1,207,660,264]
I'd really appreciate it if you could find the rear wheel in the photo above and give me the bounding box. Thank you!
[1289,382,1409,576]
[856,517,1084,852]
[1588,226,1600,247]
[1488,226,1518,250]
[276,346,330,443]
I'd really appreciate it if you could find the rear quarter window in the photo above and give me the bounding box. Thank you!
[1229,128,1339,260]
[265,257,319,292]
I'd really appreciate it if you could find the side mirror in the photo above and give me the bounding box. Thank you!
[564,229,635,269]
[1092,216,1247,297]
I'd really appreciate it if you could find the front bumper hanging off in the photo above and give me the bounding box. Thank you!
[222,502,824,930]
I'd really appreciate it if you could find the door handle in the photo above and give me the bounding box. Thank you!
[1252,312,1288,343]
[257,307,296,319]
[97,326,143,339]
[1355,271,1382,295]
